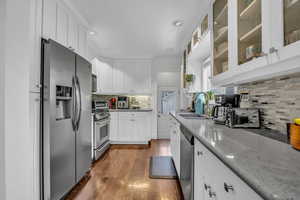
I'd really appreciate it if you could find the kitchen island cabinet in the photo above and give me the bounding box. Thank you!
[194,139,263,200]
[171,112,300,200]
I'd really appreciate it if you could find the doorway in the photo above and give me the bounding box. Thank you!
[157,87,179,139]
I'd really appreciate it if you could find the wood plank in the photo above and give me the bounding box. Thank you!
[65,140,183,200]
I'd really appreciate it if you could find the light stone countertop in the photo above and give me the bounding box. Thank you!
[109,109,153,112]
[171,112,300,200]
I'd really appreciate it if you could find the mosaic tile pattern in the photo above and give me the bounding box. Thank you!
[93,95,152,109]
[238,73,300,134]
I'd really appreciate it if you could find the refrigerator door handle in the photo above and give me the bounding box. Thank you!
[72,77,77,131]
[75,76,82,131]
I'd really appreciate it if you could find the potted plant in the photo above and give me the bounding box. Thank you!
[185,74,194,85]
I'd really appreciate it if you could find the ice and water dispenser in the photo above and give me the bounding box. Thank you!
[56,85,72,120]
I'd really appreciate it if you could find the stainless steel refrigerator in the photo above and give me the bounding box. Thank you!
[41,39,92,200]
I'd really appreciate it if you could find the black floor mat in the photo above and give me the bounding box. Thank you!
[149,156,178,179]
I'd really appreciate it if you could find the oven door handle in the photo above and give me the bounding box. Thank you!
[95,120,110,127]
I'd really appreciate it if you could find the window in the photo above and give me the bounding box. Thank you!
[202,58,212,92]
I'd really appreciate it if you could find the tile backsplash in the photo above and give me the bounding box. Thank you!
[93,95,152,109]
[238,73,300,134]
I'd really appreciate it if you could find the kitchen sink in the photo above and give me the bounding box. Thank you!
[179,113,208,119]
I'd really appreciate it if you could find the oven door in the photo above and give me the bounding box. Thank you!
[94,119,110,149]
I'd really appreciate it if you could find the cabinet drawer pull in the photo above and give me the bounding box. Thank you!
[224,183,234,192]
[204,183,211,191]
[197,151,203,156]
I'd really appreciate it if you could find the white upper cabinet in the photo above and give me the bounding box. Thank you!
[42,0,88,58]
[270,0,300,62]
[98,61,114,93]
[212,0,300,87]
[68,17,78,51]
[43,0,56,40]
[56,3,68,47]
[91,58,113,93]
[236,0,270,67]
[92,59,152,94]
[112,60,152,94]
[112,63,125,92]
[78,25,87,58]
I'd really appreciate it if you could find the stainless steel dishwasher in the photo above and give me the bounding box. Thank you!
[180,125,194,200]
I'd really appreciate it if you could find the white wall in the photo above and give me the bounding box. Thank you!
[151,55,181,139]
[186,59,203,92]
[3,0,36,199]
[0,0,6,199]
[152,55,181,87]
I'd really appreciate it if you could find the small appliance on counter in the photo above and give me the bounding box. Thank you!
[212,106,230,125]
[117,96,129,109]
[290,118,300,150]
[215,94,240,107]
[109,97,117,109]
[227,108,261,128]
[212,94,240,125]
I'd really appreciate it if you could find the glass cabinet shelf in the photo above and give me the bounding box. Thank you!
[238,0,262,65]
[284,0,300,46]
[213,0,228,76]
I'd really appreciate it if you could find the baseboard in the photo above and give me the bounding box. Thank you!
[110,141,150,145]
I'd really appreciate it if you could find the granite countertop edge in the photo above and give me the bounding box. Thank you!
[170,113,292,200]
[109,109,153,112]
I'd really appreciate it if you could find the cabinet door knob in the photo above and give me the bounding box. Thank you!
[269,47,278,54]
[204,183,211,191]
[224,183,234,192]
[197,151,203,156]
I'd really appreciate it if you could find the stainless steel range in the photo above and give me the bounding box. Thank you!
[92,100,111,161]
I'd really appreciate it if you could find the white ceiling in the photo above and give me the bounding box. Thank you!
[69,0,210,59]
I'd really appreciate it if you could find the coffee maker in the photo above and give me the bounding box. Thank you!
[212,94,240,125]
[117,96,129,109]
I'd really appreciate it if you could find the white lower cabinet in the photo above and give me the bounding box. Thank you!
[194,139,263,200]
[170,119,180,176]
[110,112,152,144]
[109,112,119,141]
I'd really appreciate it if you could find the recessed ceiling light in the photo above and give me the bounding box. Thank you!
[89,31,96,35]
[173,20,184,27]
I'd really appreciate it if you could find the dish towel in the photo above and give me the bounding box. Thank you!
[195,93,206,115]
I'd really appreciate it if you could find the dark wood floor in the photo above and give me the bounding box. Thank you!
[66,140,183,200]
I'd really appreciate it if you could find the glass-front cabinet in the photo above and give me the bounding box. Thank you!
[271,0,300,62]
[213,0,228,76]
[284,0,300,46]
[238,0,262,65]
[212,0,300,85]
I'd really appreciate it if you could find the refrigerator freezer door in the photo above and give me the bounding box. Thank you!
[43,40,76,200]
[75,55,92,182]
